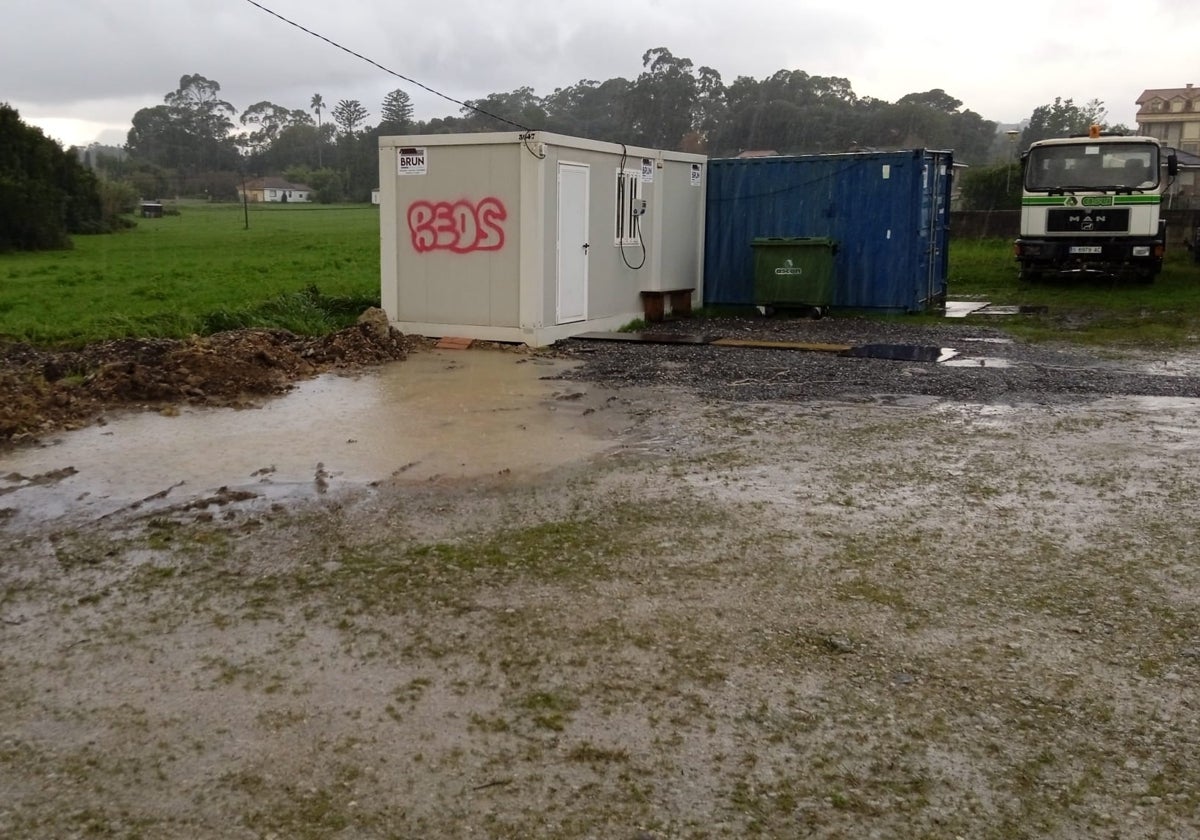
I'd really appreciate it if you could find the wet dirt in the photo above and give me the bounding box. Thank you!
[0,351,617,528]
[4,322,1200,838]
[0,308,411,445]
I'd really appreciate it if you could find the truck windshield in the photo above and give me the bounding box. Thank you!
[1025,142,1160,191]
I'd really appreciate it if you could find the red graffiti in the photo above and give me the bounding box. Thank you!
[407,197,507,254]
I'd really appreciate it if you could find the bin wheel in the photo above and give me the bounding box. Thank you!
[810,306,825,320]
[758,305,776,317]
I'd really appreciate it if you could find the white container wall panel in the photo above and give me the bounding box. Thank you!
[386,142,522,328]
[537,145,642,322]
[536,144,706,320]
[652,160,706,295]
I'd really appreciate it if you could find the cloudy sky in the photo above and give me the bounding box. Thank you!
[3,0,1195,148]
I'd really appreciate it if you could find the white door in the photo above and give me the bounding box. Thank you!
[556,163,589,324]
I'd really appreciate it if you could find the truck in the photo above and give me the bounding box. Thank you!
[1015,125,1179,282]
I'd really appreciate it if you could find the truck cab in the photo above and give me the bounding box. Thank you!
[1015,127,1178,282]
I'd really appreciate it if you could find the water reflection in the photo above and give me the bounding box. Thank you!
[0,350,612,526]
[841,344,958,363]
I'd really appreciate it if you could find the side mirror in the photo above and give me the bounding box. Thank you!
[1168,152,1179,177]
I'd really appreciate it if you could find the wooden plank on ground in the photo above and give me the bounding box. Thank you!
[435,336,474,350]
[572,332,718,345]
[710,338,852,353]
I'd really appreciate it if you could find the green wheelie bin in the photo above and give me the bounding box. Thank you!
[751,236,837,317]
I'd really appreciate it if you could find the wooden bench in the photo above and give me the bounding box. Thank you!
[639,289,694,323]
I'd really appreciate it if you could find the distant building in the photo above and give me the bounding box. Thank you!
[237,177,312,203]
[1136,84,1200,156]
[1136,85,1200,206]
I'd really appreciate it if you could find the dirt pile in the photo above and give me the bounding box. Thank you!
[0,308,416,444]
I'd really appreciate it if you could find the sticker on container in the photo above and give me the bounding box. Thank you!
[881,164,891,180]
[690,163,703,187]
[641,158,654,183]
[397,147,427,175]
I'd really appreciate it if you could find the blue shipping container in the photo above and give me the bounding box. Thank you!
[704,149,953,312]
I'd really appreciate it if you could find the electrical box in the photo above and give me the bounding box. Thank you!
[631,198,647,217]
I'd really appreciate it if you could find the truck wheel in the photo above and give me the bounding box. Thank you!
[1019,267,1043,284]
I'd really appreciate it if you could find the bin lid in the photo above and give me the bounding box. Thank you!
[751,236,836,247]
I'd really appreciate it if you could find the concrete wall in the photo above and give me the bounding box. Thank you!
[951,209,1200,247]
[951,210,1020,240]
[1165,209,1200,246]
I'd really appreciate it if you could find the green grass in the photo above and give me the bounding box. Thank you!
[0,203,381,345]
[6,206,1200,349]
[945,238,1200,345]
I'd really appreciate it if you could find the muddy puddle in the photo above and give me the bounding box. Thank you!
[0,350,617,528]
[1138,354,1200,377]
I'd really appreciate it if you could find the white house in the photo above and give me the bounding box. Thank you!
[237,177,312,203]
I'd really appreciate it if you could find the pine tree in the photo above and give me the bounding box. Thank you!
[380,89,414,134]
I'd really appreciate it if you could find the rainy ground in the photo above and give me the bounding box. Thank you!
[2,331,1200,839]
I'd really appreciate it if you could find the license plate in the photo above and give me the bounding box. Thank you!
[1069,246,1103,254]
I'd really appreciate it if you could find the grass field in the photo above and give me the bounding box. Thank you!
[946,238,1200,345]
[0,203,382,346]
[2,203,1199,347]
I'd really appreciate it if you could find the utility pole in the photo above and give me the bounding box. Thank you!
[1005,129,1021,198]
[241,173,250,230]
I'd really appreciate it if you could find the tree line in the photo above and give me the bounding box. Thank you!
[103,53,1131,207]
[107,51,1025,205]
[0,104,133,253]
[5,48,1132,250]
[110,73,417,205]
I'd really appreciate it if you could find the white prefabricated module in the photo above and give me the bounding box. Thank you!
[378,131,707,346]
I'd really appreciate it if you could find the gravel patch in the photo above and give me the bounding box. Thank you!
[556,315,1200,404]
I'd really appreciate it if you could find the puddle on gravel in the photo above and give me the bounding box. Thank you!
[841,344,958,363]
[941,357,1016,368]
[1138,355,1200,377]
[0,350,615,526]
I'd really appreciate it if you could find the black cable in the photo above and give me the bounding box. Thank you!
[520,132,546,159]
[615,144,646,270]
[241,0,533,132]
[628,215,647,270]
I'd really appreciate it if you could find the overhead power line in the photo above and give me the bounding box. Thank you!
[241,0,533,132]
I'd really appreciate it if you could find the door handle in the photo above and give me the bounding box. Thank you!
[582,242,589,254]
